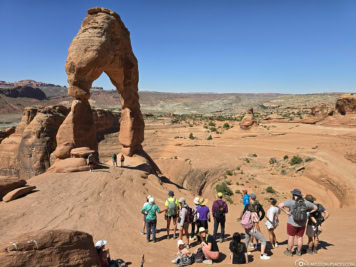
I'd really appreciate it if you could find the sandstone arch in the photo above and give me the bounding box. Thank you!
[65,7,144,156]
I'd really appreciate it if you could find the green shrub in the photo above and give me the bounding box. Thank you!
[226,170,233,176]
[305,157,314,162]
[236,167,240,170]
[216,182,234,196]
[208,121,216,127]
[223,123,230,129]
[290,155,303,165]
[243,158,250,164]
[207,135,213,140]
[224,195,234,204]
[281,169,287,175]
[189,133,195,140]
[249,153,258,157]
[203,125,208,129]
[266,186,276,194]
[236,182,240,185]
[235,189,241,194]
[283,155,289,160]
[226,180,232,185]
[269,158,277,165]
[210,127,217,132]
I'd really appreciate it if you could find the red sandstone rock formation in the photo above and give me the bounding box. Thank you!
[240,108,257,130]
[335,94,356,115]
[54,100,97,160]
[65,7,144,156]
[0,230,100,267]
[0,177,26,201]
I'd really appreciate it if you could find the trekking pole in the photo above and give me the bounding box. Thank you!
[141,254,145,267]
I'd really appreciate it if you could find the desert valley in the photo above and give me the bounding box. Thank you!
[1,5,356,267]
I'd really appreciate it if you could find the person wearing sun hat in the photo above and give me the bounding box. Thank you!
[95,240,116,267]
[279,189,318,257]
[171,239,192,265]
[140,195,153,235]
[141,196,163,243]
[178,197,191,247]
[196,227,220,264]
[190,196,201,241]
[212,192,228,243]
[196,197,210,231]
[305,194,329,255]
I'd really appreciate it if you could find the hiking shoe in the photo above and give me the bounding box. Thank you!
[186,245,191,249]
[147,240,150,243]
[203,260,213,265]
[260,254,270,260]
[274,242,279,248]
[220,238,224,243]
[174,235,177,239]
[284,249,293,257]
[248,243,255,249]
[153,240,156,243]
[140,231,145,235]
[307,248,313,255]
[167,235,171,240]
[296,250,302,256]
[313,249,318,254]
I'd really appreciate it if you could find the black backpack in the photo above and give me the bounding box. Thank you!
[215,201,225,220]
[292,199,307,223]
[185,206,195,224]
[314,204,325,225]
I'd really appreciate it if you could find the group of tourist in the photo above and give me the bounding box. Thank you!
[138,188,329,265]
[86,153,125,171]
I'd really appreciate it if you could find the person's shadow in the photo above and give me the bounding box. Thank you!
[317,240,334,250]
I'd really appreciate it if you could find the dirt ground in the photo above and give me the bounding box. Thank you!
[1,118,356,266]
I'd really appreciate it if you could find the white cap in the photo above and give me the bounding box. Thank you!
[149,197,155,204]
[177,239,185,247]
[95,240,107,249]
[178,197,186,203]
[147,195,152,200]
[194,197,200,205]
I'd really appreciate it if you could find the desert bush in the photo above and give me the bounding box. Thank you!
[226,180,232,185]
[189,133,195,140]
[207,135,213,140]
[235,189,241,194]
[269,158,277,165]
[203,125,208,129]
[224,195,234,204]
[226,170,233,176]
[243,158,250,164]
[210,127,217,132]
[283,155,289,160]
[290,155,303,165]
[216,182,234,196]
[236,182,239,185]
[248,153,258,157]
[223,123,230,129]
[236,167,240,170]
[266,186,276,194]
[305,157,314,162]
[281,169,287,175]
[208,121,216,127]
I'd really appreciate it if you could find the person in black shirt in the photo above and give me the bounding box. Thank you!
[229,232,248,264]
[196,227,220,264]
[305,195,329,254]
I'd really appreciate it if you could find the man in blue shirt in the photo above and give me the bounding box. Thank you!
[243,190,249,207]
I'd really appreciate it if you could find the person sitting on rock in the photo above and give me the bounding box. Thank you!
[112,153,118,167]
[196,227,220,264]
[87,153,95,172]
[172,239,192,266]
[95,240,118,267]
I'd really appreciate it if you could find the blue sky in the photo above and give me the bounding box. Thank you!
[1,0,355,93]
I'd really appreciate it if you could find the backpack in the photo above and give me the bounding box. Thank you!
[167,198,177,217]
[241,210,253,230]
[314,204,325,225]
[193,248,204,263]
[292,199,308,223]
[178,255,192,267]
[185,206,195,224]
[215,200,225,220]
